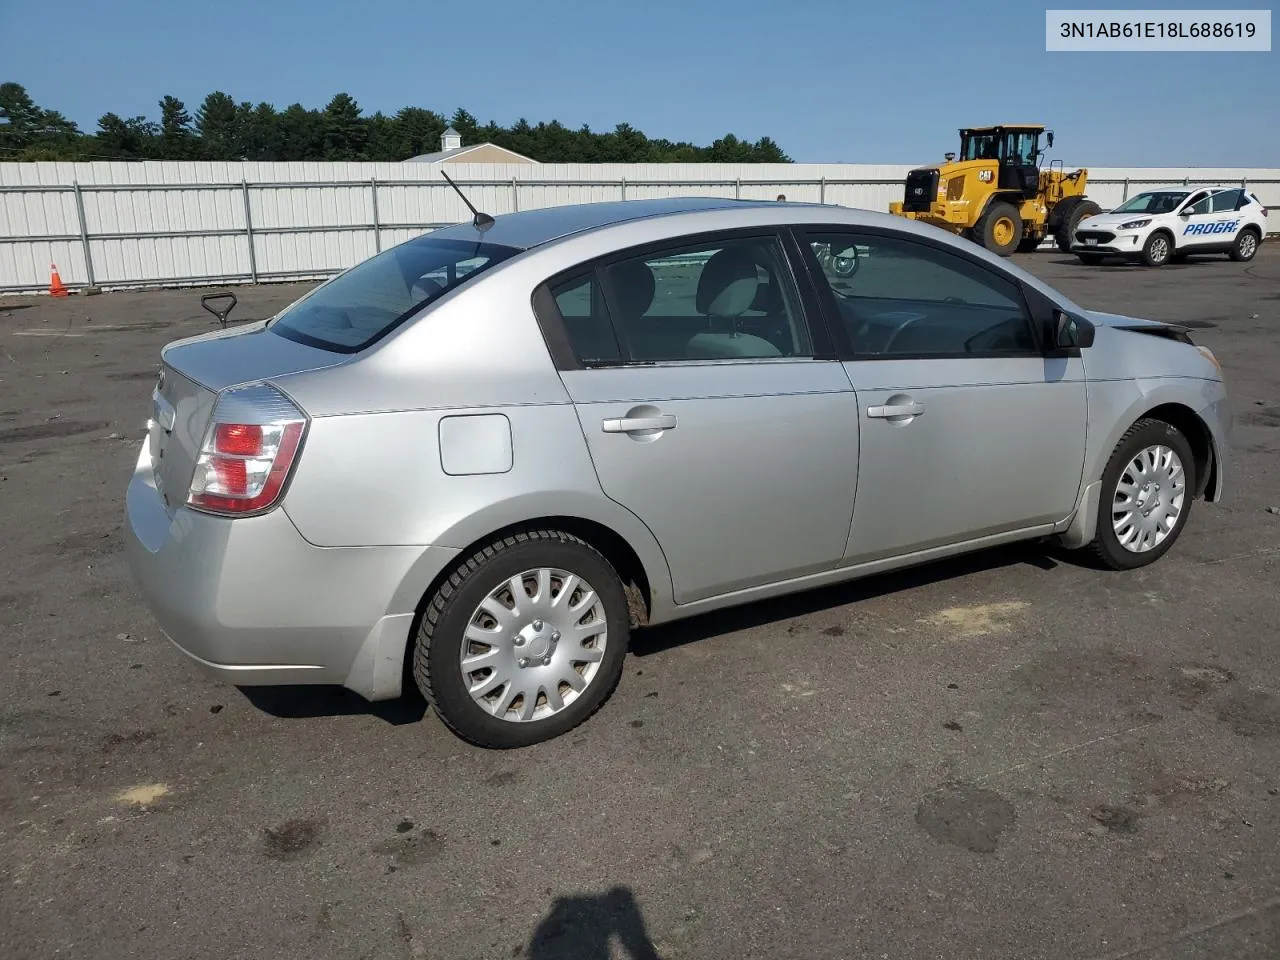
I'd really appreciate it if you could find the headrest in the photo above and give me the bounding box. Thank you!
[607,260,656,317]
[695,248,760,318]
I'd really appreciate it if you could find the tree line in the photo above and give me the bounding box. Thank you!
[0,83,791,164]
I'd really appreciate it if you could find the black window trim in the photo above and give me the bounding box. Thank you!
[1179,190,1212,215]
[530,225,837,371]
[789,223,1057,362]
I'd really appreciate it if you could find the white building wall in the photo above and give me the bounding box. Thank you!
[2,161,1277,292]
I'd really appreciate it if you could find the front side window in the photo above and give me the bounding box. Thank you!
[269,236,520,353]
[1182,192,1213,215]
[805,231,1036,357]
[555,234,813,364]
[1004,132,1038,165]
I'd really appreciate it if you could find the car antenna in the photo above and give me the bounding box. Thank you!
[440,170,495,231]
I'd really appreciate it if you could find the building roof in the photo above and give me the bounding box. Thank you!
[406,142,538,164]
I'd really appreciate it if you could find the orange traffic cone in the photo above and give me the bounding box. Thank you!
[49,263,69,297]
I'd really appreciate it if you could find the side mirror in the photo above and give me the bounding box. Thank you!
[1053,310,1094,350]
[1046,131,1055,148]
[1178,207,1193,217]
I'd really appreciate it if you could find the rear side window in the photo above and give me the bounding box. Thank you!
[544,234,814,366]
[1210,189,1243,213]
[269,236,521,353]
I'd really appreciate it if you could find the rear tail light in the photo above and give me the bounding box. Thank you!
[187,383,308,516]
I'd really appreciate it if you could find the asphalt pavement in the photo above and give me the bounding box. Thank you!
[2,246,1279,960]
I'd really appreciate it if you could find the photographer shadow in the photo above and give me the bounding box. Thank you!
[526,886,662,960]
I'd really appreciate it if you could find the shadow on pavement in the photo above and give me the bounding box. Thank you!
[632,541,1063,658]
[238,683,428,725]
[525,887,662,960]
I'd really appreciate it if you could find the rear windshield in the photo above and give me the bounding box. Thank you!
[269,235,521,353]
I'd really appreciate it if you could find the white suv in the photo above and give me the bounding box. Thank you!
[1072,185,1268,267]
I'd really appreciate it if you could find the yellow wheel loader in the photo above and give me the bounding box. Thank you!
[888,125,1102,257]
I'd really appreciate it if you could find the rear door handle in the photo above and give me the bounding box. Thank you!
[867,401,924,419]
[601,414,677,434]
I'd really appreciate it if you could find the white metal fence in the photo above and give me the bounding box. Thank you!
[2,160,1277,294]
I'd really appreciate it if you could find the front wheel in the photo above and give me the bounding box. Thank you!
[1141,232,1173,267]
[1089,418,1196,570]
[413,529,631,748]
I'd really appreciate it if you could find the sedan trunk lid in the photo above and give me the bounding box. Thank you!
[149,322,344,515]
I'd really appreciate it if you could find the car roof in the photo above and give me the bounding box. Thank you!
[1132,184,1242,193]
[422,196,822,251]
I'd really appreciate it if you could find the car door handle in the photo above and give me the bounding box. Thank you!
[601,414,677,434]
[867,401,924,419]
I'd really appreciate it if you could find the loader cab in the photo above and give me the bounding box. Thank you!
[959,125,1047,200]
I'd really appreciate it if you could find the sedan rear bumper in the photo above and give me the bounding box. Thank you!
[123,442,458,700]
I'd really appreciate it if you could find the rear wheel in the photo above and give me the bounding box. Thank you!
[413,529,631,748]
[1054,198,1103,252]
[1089,418,1196,571]
[1229,228,1260,262]
[977,202,1023,256]
[1141,231,1174,267]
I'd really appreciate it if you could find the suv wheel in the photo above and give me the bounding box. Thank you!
[1229,228,1260,262]
[1090,418,1196,570]
[413,529,631,748]
[1141,232,1174,267]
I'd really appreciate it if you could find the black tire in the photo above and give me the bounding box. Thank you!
[412,528,631,748]
[1229,227,1261,262]
[1053,198,1103,253]
[1089,418,1197,571]
[1141,231,1174,267]
[1076,253,1103,266]
[977,201,1023,256]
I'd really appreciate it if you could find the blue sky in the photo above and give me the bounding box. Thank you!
[3,0,1276,165]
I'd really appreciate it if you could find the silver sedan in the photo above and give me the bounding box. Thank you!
[124,196,1230,747]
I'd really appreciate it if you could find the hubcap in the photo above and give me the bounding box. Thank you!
[1151,237,1169,262]
[461,568,608,723]
[1240,233,1257,257]
[1112,444,1186,553]
[993,217,1015,246]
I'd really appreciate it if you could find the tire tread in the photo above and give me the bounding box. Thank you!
[412,527,625,748]
[1088,417,1195,570]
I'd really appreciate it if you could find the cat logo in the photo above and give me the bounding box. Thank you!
[978,170,994,183]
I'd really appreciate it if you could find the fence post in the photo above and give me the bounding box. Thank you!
[819,177,826,204]
[620,177,627,201]
[735,178,741,200]
[1122,177,1130,201]
[370,178,381,252]
[511,178,520,212]
[72,181,95,289]
[241,180,258,282]
[1241,176,1248,189]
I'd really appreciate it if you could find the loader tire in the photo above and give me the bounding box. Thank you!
[1053,198,1103,253]
[977,202,1022,257]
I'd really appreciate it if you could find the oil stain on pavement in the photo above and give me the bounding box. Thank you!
[261,817,324,861]
[915,782,1016,853]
